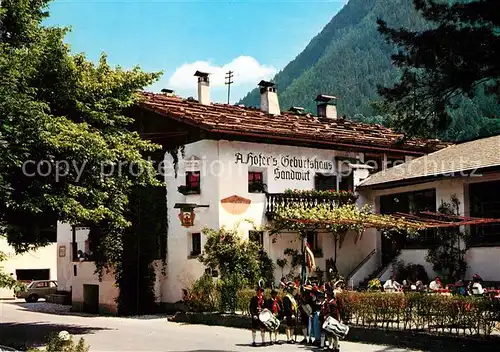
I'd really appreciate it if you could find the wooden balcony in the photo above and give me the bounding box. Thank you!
[265,192,356,218]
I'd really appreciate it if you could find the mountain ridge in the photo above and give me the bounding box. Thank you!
[239,0,500,141]
[239,0,424,116]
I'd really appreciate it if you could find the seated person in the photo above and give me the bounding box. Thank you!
[470,274,485,295]
[415,280,425,292]
[454,280,467,296]
[429,277,442,291]
[383,276,401,292]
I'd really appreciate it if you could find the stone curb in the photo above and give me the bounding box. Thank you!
[169,312,500,351]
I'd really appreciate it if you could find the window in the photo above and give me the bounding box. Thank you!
[364,155,383,174]
[71,242,79,262]
[157,233,167,260]
[248,171,265,193]
[185,171,200,194]
[315,174,337,191]
[35,281,48,288]
[190,233,201,257]
[386,156,405,170]
[470,180,500,245]
[16,269,50,281]
[380,189,436,249]
[249,231,264,247]
[380,189,436,215]
[306,231,318,251]
[339,174,354,192]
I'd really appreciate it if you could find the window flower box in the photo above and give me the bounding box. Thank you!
[248,181,267,194]
[178,185,199,195]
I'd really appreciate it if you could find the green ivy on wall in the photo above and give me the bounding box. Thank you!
[87,183,167,316]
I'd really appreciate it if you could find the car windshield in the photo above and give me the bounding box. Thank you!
[27,282,36,288]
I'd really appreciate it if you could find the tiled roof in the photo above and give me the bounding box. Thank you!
[138,92,450,154]
[359,135,500,188]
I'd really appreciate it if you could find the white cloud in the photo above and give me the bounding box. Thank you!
[167,56,277,91]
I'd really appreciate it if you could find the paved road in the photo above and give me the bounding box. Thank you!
[0,300,417,352]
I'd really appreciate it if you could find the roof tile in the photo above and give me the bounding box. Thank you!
[138,92,451,153]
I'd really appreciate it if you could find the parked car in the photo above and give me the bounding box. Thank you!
[15,280,58,302]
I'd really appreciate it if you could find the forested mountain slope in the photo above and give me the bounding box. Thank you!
[239,0,500,141]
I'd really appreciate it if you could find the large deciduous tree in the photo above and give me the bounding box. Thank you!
[0,0,161,269]
[377,0,500,137]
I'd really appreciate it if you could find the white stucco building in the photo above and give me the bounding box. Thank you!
[357,135,500,285]
[56,74,449,311]
[0,238,57,299]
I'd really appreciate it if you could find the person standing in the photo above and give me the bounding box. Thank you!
[309,286,322,346]
[282,282,298,344]
[249,283,266,347]
[296,285,311,344]
[318,290,329,348]
[324,288,343,351]
[266,287,282,345]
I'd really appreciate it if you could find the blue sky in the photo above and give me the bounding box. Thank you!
[46,0,347,103]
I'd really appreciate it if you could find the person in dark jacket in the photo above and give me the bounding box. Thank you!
[323,289,343,351]
[295,285,311,344]
[282,282,298,344]
[266,288,282,345]
[308,286,322,346]
[249,284,266,347]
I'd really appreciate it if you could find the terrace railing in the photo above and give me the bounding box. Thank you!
[265,192,356,218]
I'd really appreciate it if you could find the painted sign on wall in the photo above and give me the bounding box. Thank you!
[234,152,334,181]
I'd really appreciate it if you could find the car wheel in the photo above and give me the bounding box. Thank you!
[27,294,39,303]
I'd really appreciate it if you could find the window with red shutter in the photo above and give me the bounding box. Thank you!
[248,171,265,193]
[185,171,200,194]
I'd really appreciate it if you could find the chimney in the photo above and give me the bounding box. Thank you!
[289,106,305,114]
[258,80,280,115]
[315,94,338,119]
[161,88,175,97]
[194,71,210,105]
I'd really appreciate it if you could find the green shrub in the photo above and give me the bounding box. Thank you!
[184,273,220,312]
[219,273,247,313]
[258,250,275,287]
[339,291,496,336]
[393,260,429,284]
[184,281,497,337]
[367,278,382,291]
[28,332,89,352]
[13,281,27,294]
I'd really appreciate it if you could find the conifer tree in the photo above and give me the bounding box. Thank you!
[377,0,500,137]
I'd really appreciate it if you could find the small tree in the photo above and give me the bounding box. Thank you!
[199,226,260,285]
[0,249,25,293]
[425,196,470,284]
[258,250,275,287]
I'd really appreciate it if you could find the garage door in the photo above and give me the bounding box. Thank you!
[15,269,50,281]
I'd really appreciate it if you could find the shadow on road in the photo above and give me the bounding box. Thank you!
[0,322,111,350]
[347,327,500,352]
[7,301,171,320]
